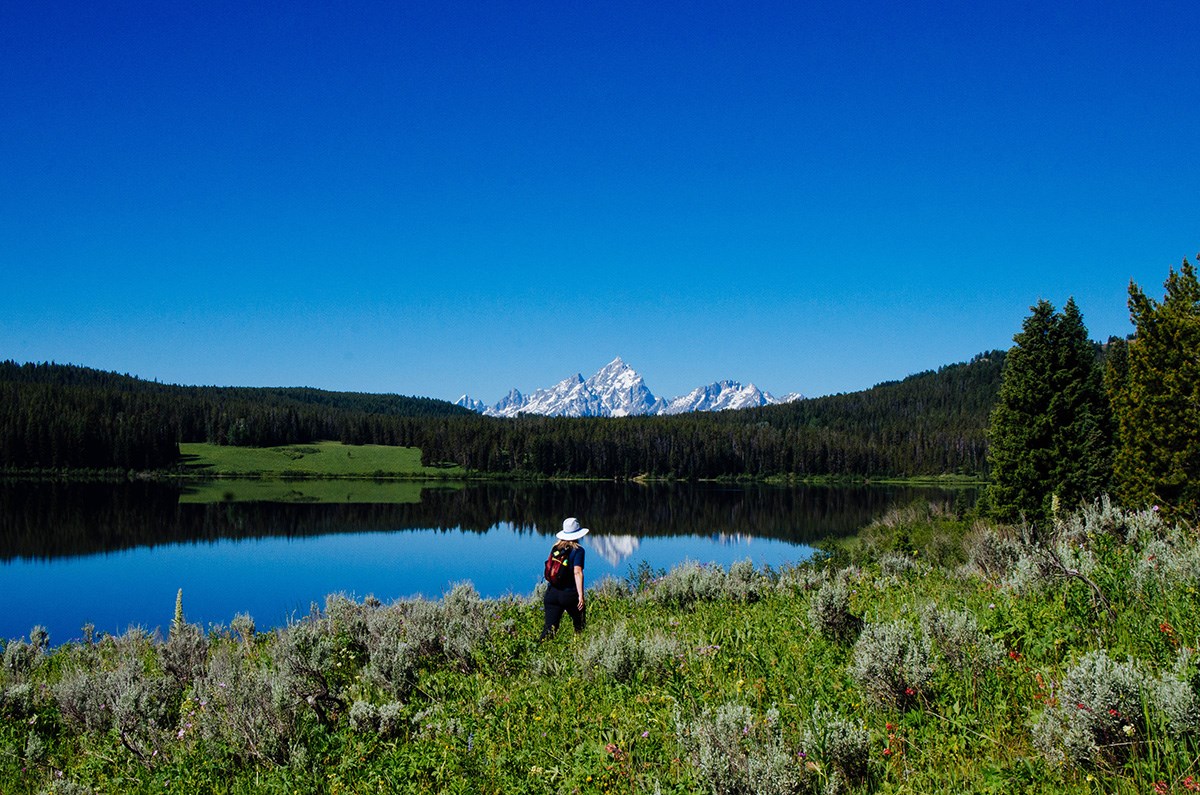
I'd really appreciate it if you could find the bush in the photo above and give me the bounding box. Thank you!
[1031,649,1145,768]
[161,621,209,686]
[641,562,728,609]
[3,626,48,683]
[675,702,808,795]
[801,704,871,792]
[807,578,861,644]
[849,621,932,708]
[726,559,768,603]
[919,604,1003,677]
[193,644,296,764]
[576,623,681,682]
[53,649,178,764]
[962,525,1023,583]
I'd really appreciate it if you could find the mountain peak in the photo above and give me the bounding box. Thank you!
[469,359,801,418]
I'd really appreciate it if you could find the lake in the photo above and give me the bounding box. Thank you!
[0,480,976,643]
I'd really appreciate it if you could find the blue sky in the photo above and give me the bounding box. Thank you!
[2,1,1197,402]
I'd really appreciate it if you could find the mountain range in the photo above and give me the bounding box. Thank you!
[455,357,802,418]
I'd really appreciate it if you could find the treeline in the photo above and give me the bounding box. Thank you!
[1,353,1004,478]
[0,362,471,470]
[413,353,1004,479]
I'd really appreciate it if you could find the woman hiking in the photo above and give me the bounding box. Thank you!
[540,517,588,640]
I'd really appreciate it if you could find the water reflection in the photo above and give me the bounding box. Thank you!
[0,480,976,643]
[589,534,641,566]
[0,480,976,561]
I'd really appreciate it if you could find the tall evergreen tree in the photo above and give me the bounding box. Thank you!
[1111,258,1200,517]
[986,299,1110,524]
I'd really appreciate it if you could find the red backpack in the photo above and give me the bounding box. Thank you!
[543,545,574,588]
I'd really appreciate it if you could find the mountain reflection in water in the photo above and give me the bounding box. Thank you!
[0,480,976,643]
[0,480,976,562]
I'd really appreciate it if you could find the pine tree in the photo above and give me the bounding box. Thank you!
[1111,258,1200,517]
[986,299,1110,524]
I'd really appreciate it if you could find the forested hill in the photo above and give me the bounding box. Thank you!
[1,352,1005,477]
[413,351,1006,478]
[0,361,471,470]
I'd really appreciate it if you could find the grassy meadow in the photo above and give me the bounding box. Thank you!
[3,499,1199,794]
[178,479,445,504]
[178,442,464,479]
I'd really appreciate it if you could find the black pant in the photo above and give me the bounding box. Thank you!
[541,586,585,639]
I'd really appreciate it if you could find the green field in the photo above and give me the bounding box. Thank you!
[178,441,464,479]
[178,478,450,504]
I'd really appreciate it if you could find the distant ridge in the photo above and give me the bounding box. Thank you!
[455,357,802,418]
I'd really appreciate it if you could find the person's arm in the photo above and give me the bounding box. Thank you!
[574,565,584,611]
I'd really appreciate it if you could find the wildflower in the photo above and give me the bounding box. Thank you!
[885,723,894,731]
[905,687,916,696]
[1155,782,1168,795]
[988,603,996,609]
[883,748,892,756]
[1008,650,1022,660]
[1122,724,1135,736]
[641,731,649,738]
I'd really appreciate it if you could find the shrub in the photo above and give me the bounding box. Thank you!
[161,621,209,686]
[274,618,342,726]
[576,623,680,682]
[725,559,768,603]
[1056,496,1163,545]
[1031,649,1145,768]
[641,562,728,609]
[3,626,48,683]
[54,652,178,764]
[849,621,932,708]
[675,702,807,795]
[961,525,1023,583]
[919,604,1003,676]
[807,578,861,644]
[193,644,296,764]
[1147,649,1200,738]
[230,612,256,646]
[878,552,929,579]
[801,704,871,792]
[362,607,419,698]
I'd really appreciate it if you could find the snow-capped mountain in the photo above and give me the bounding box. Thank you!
[462,357,802,418]
[660,379,781,415]
[454,395,487,412]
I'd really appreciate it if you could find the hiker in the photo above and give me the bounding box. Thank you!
[540,517,589,640]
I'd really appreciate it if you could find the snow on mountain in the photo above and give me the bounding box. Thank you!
[454,395,487,412]
[470,358,801,418]
[660,380,778,414]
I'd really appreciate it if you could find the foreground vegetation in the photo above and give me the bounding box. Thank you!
[3,499,1198,794]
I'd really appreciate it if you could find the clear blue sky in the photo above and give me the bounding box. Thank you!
[3,1,1197,402]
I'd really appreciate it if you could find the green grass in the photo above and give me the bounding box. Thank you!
[178,441,465,479]
[178,478,455,504]
[4,500,1199,794]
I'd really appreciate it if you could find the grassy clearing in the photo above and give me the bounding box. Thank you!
[3,499,1199,793]
[178,479,451,504]
[178,441,465,479]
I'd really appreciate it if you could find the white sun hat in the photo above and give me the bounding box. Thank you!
[557,517,590,541]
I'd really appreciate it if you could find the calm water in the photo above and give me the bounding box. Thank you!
[0,480,975,643]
